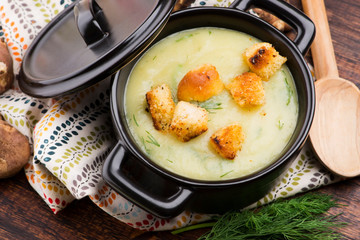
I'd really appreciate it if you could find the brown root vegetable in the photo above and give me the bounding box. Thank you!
[0,119,31,179]
[0,38,14,94]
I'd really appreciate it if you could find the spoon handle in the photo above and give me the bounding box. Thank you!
[302,0,339,80]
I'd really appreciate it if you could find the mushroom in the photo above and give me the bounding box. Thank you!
[0,38,14,94]
[0,118,31,178]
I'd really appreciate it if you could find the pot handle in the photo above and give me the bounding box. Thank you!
[230,0,315,55]
[102,142,193,218]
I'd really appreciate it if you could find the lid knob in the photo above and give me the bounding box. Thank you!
[19,0,176,98]
[74,0,109,46]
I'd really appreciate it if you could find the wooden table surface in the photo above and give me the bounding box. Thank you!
[1,0,360,239]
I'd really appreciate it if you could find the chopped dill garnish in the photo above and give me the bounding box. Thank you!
[140,136,150,153]
[198,101,223,113]
[283,70,294,106]
[175,64,184,72]
[167,159,173,163]
[209,31,212,35]
[176,34,194,42]
[145,131,160,147]
[153,56,157,60]
[220,170,234,178]
[172,193,346,239]
[277,120,284,130]
[133,114,139,127]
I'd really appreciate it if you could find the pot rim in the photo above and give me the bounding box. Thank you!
[110,6,315,187]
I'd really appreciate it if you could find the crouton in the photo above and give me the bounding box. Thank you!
[210,123,244,160]
[170,101,208,142]
[177,64,224,102]
[226,72,265,107]
[146,84,175,132]
[243,42,287,81]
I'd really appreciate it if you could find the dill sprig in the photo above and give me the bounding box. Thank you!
[172,193,346,239]
[220,170,234,178]
[145,131,160,147]
[133,114,139,127]
[277,120,284,130]
[176,33,194,42]
[283,70,294,106]
[198,101,223,113]
[140,136,150,153]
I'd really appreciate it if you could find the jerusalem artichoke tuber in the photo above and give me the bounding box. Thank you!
[0,38,14,94]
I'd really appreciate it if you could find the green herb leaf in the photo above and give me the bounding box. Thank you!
[283,70,294,106]
[198,101,223,113]
[133,114,139,127]
[197,193,346,240]
[220,170,234,178]
[172,193,346,240]
[277,120,284,130]
[176,34,194,42]
[145,131,160,147]
[140,136,150,153]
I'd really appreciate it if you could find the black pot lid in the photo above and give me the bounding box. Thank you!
[19,0,176,98]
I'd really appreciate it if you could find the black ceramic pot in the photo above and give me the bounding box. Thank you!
[102,0,315,218]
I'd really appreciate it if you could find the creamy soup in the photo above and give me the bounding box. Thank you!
[125,27,298,181]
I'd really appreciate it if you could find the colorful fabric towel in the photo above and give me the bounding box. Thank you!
[0,0,339,231]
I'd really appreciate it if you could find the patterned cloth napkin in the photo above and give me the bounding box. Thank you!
[0,0,340,231]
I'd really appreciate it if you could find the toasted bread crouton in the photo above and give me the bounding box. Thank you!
[170,101,208,142]
[226,72,265,107]
[210,123,244,160]
[146,84,175,132]
[177,64,224,102]
[243,42,287,81]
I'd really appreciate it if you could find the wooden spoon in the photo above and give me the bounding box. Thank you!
[302,0,360,177]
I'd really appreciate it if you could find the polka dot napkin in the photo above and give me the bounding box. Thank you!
[0,0,339,231]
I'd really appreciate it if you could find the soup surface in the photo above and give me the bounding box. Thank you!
[125,27,298,181]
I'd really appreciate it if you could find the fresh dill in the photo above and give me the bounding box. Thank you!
[133,114,139,127]
[283,70,294,106]
[172,193,346,239]
[153,55,157,60]
[145,131,160,147]
[140,136,150,153]
[167,159,173,163]
[198,101,223,113]
[176,34,194,42]
[220,170,234,178]
[140,131,160,151]
[277,120,284,130]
